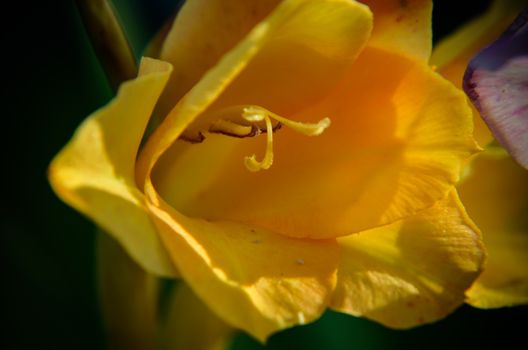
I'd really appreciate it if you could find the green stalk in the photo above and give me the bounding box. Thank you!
[75,0,137,91]
[97,232,159,350]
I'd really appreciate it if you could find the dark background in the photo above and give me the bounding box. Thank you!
[1,0,526,349]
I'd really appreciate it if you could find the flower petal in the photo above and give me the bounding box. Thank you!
[463,10,528,169]
[157,0,281,113]
[360,0,432,61]
[154,48,478,239]
[330,191,485,328]
[431,1,526,146]
[466,230,528,308]
[49,58,176,277]
[459,153,528,307]
[137,0,373,183]
[160,283,234,350]
[145,189,339,342]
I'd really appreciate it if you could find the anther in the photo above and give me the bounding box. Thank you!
[209,119,257,138]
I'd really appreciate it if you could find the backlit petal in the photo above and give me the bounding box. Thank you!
[157,0,281,113]
[330,191,485,328]
[360,0,432,61]
[49,58,176,277]
[155,48,478,239]
[146,188,339,341]
[459,153,528,307]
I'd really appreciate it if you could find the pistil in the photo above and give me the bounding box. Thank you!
[243,110,275,172]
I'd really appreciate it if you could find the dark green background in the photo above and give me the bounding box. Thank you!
[2,0,526,349]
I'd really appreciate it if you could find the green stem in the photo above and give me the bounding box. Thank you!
[75,0,137,91]
[97,232,159,350]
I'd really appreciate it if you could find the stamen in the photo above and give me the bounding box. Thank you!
[244,114,274,172]
[240,106,330,172]
[181,104,330,172]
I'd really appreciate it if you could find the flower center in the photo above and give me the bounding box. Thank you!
[180,105,330,172]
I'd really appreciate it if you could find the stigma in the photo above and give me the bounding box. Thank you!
[181,105,331,172]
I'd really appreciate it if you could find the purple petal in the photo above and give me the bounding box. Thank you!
[463,9,528,169]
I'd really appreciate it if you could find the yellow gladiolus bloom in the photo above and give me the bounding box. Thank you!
[50,0,485,341]
[433,0,528,308]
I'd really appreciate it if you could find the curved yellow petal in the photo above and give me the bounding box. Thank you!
[466,230,528,308]
[160,283,234,350]
[330,191,485,328]
[146,188,339,342]
[157,0,281,114]
[49,58,176,277]
[137,0,373,183]
[431,1,527,146]
[459,153,528,307]
[360,0,432,61]
[154,48,478,239]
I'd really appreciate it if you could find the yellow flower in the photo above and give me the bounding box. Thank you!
[432,0,528,307]
[49,0,484,341]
